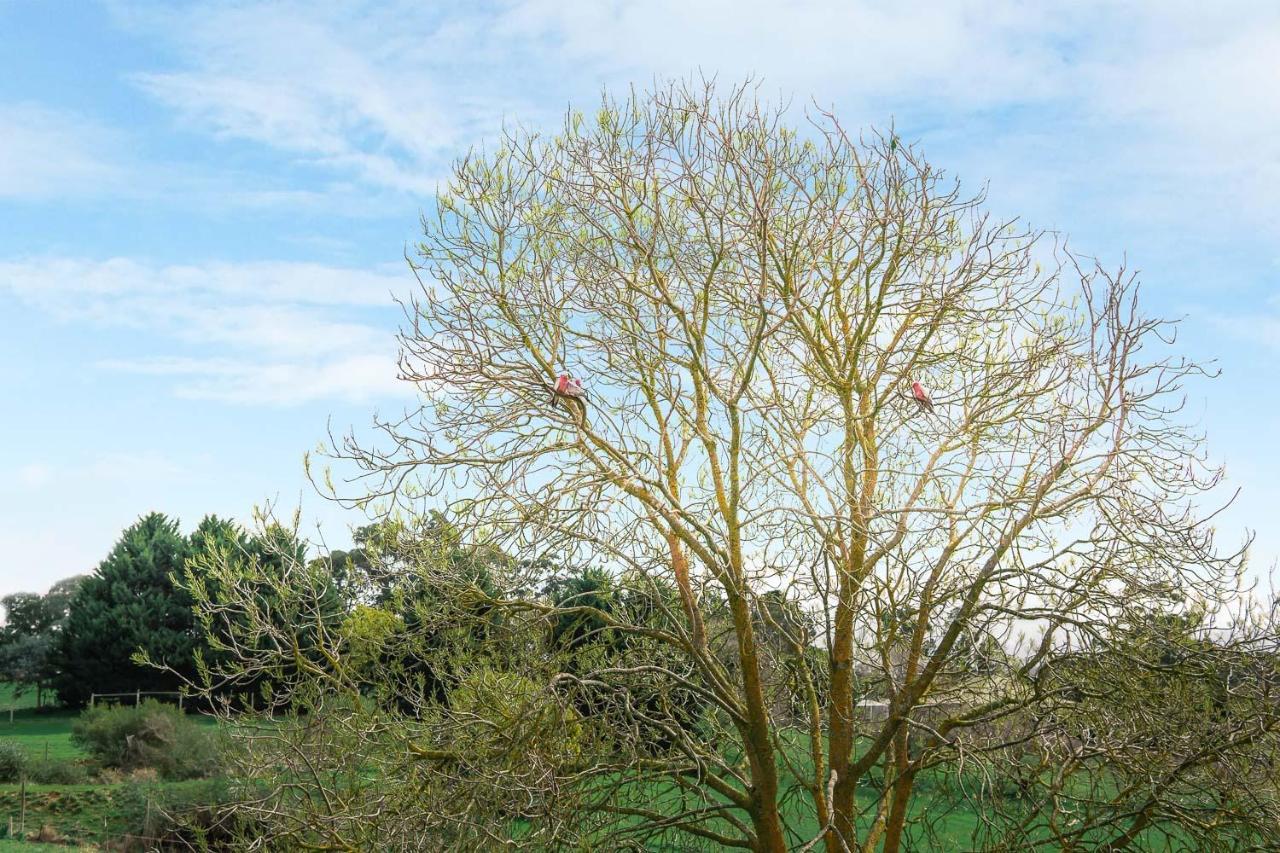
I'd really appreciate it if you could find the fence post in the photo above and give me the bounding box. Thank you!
[135,688,141,707]
[90,693,95,710]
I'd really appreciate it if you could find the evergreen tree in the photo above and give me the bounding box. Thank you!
[54,513,197,706]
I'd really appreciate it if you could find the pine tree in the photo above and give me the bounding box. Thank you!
[54,513,197,706]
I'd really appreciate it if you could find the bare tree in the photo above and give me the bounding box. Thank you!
[287,79,1265,850]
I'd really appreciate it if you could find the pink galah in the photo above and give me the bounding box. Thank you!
[910,380,934,413]
[550,373,588,403]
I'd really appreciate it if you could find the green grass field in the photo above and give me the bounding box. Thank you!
[0,685,36,713]
[0,777,224,846]
[0,711,82,764]
[0,686,77,765]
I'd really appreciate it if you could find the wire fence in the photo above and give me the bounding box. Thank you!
[88,690,186,711]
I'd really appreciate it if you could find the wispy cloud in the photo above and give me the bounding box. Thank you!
[108,1,1280,240]
[0,256,412,404]
[11,452,190,492]
[121,2,527,195]
[97,353,404,405]
[0,99,403,214]
[16,463,53,488]
[1208,298,1280,354]
[0,104,124,199]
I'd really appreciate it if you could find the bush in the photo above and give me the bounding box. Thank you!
[113,779,252,850]
[71,700,221,780]
[0,739,26,781]
[25,757,90,785]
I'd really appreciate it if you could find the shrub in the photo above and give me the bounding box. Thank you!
[71,700,221,780]
[114,779,251,850]
[0,739,26,781]
[24,757,89,785]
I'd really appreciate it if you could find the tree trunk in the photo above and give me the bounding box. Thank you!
[826,594,857,851]
[728,590,787,851]
[881,729,915,853]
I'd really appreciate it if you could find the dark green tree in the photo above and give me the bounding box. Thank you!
[42,576,85,625]
[546,566,619,654]
[543,566,712,754]
[54,513,198,707]
[0,634,52,705]
[0,576,86,707]
[1,592,53,637]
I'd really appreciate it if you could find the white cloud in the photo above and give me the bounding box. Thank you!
[1075,7,1280,234]
[0,257,406,311]
[0,99,402,213]
[495,0,1077,102]
[0,256,413,405]
[9,452,189,494]
[122,2,522,195]
[106,0,1280,242]
[0,104,123,199]
[98,353,404,405]
[1208,311,1280,353]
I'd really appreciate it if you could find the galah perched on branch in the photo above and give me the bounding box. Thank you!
[910,380,935,413]
[549,373,588,404]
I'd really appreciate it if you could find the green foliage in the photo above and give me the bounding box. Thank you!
[443,667,587,821]
[110,777,248,849]
[339,605,402,675]
[70,701,221,780]
[53,514,197,706]
[542,567,710,754]
[22,757,88,785]
[335,514,509,711]
[449,667,583,765]
[180,516,343,711]
[546,566,619,653]
[0,636,53,699]
[0,576,85,706]
[0,594,52,638]
[782,645,830,720]
[0,739,26,781]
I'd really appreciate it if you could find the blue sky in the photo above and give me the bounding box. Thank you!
[2,0,1277,598]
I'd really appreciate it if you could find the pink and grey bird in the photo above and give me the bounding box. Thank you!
[551,374,587,402]
[910,381,934,413]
